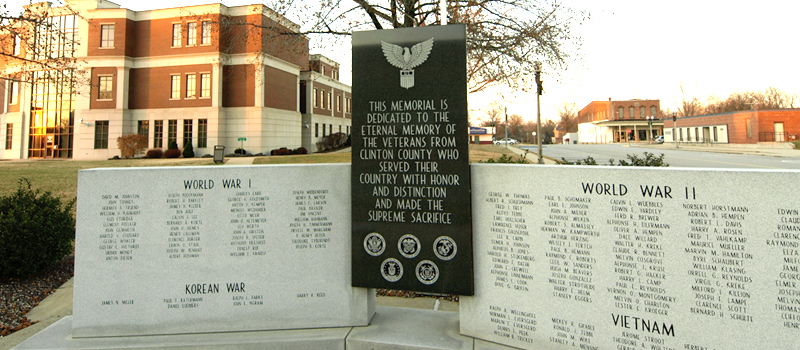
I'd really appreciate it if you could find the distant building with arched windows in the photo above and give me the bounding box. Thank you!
[577,98,662,143]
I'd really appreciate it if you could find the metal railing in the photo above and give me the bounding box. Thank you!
[759,132,788,142]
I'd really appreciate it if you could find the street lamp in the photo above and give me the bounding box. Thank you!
[646,116,654,144]
[534,61,543,164]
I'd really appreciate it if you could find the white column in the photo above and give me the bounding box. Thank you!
[117,67,130,110]
[296,76,300,112]
[255,61,265,108]
[19,79,32,159]
[307,80,314,114]
[211,63,221,108]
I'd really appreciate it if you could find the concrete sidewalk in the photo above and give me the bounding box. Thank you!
[633,142,800,158]
[518,142,800,162]
[223,157,255,165]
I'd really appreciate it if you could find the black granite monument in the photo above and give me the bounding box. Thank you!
[351,25,473,295]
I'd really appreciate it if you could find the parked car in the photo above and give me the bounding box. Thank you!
[494,138,519,146]
[654,135,664,144]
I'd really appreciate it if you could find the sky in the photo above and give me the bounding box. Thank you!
[9,0,800,123]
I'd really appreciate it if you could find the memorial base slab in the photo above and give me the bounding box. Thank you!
[13,317,351,350]
[347,306,472,350]
[14,308,523,350]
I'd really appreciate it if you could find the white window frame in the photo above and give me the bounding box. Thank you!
[170,75,181,99]
[9,81,19,105]
[197,119,208,148]
[326,91,331,110]
[5,123,12,150]
[100,23,114,48]
[201,21,211,45]
[98,75,113,100]
[172,23,182,47]
[187,22,197,46]
[200,73,211,98]
[186,73,196,99]
[313,88,318,108]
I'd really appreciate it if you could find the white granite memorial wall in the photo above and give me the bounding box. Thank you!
[74,164,374,338]
[461,164,799,350]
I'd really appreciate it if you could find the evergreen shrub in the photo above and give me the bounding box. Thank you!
[0,179,75,279]
[182,142,195,158]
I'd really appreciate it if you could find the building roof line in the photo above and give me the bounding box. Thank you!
[678,108,800,120]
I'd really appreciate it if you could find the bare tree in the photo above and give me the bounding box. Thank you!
[480,101,503,127]
[253,0,584,93]
[761,86,796,109]
[521,119,537,142]
[173,5,310,84]
[726,90,759,111]
[702,95,726,115]
[507,113,524,139]
[556,101,577,132]
[675,85,798,117]
[1,2,86,87]
[676,82,703,117]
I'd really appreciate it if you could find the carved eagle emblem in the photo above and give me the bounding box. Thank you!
[380,38,434,89]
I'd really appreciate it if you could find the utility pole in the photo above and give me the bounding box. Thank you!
[673,113,678,149]
[504,107,508,149]
[535,62,543,164]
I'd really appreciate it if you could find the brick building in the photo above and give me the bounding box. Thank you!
[577,98,662,144]
[0,0,351,160]
[662,109,800,144]
[301,54,352,149]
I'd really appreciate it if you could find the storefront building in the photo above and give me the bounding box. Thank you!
[577,98,663,144]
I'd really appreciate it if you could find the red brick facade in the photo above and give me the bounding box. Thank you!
[663,110,800,144]
[221,65,256,108]
[90,67,117,109]
[577,99,662,143]
[264,66,296,110]
[0,1,351,159]
[129,64,215,109]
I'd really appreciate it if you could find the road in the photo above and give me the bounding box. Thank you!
[519,143,800,169]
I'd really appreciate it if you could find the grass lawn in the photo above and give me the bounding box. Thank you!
[0,158,215,210]
[252,152,352,164]
[468,143,533,163]
[0,144,526,205]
